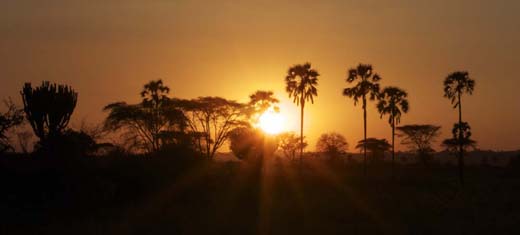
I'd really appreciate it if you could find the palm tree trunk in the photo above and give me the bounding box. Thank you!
[392,117,395,178]
[363,97,367,176]
[300,102,304,165]
[458,93,464,185]
[206,118,211,159]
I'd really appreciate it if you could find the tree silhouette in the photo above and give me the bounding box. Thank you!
[247,90,280,125]
[377,87,409,174]
[141,80,170,103]
[0,98,24,153]
[56,129,101,157]
[397,124,441,166]
[343,63,381,175]
[279,132,307,161]
[285,63,319,162]
[443,71,475,184]
[355,138,391,163]
[20,81,78,143]
[103,80,187,153]
[140,80,186,151]
[16,130,33,154]
[248,90,279,113]
[316,132,348,160]
[229,127,258,160]
[442,122,476,153]
[229,126,278,161]
[180,97,248,159]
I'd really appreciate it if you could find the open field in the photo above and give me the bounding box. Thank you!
[2,154,520,235]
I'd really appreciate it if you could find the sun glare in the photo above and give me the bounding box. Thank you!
[258,109,285,135]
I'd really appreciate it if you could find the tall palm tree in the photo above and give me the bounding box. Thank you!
[141,79,171,151]
[285,63,319,162]
[343,64,381,175]
[443,71,475,185]
[377,87,409,174]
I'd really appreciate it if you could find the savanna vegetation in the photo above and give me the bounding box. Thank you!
[1,65,520,235]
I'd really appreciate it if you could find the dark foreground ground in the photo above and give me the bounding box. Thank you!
[1,155,520,235]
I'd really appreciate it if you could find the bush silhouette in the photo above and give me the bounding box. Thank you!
[0,98,24,153]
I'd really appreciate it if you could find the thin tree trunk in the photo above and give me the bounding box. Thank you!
[458,93,464,185]
[363,96,367,176]
[300,101,304,165]
[206,118,211,159]
[392,117,395,178]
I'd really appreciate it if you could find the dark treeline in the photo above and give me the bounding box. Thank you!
[1,63,519,234]
[0,65,480,174]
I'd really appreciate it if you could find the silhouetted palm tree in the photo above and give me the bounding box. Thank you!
[285,63,319,162]
[443,71,475,185]
[343,64,381,175]
[104,80,186,153]
[141,79,171,151]
[141,80,170,104]
[377,86,409,174]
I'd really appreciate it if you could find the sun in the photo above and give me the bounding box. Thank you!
[257,109,285,135]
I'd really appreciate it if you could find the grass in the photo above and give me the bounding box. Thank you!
[1,154,519,234]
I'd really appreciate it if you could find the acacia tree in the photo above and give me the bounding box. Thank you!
[355,138,391,163]
[316,132,348,159]
[180,97,248,159]
[397,124,441,166]
[279,132,307,161]
[343,64,381,175]
[0,99,24,153]
[442,122,476,153]
[377,87,409,172]
[285,63,319,162]
[103,80,187,153]
[443,71,475,185]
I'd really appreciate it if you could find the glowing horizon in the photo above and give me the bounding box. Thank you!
[1,0,519,151]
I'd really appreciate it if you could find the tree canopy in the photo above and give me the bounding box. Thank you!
[397,124,441,165]
[442,122,477,153]
[355,138,391,162]
[279,132,307,161]
[103,80,187,153]
[443,71,475,108]
[228,126,278,160]
[180,96,248,159]
[316,132,348,158]
[0,99,24,153]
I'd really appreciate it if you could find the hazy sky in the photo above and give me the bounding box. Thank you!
[1,0,519,151]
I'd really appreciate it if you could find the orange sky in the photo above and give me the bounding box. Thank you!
[1,0,519,151]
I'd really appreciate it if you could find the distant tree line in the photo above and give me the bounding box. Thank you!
[0,62,476,184]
